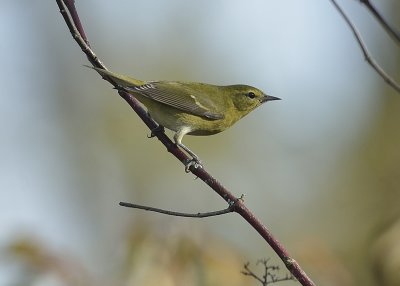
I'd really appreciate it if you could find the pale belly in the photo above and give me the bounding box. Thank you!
[147,103,233,136]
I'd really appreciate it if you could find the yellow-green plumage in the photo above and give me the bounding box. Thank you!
[89,67,280,165]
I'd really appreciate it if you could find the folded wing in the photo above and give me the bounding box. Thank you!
[126,82,224,120]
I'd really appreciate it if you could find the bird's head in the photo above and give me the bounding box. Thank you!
[227,85,280,117]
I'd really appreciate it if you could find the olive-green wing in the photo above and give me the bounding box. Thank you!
[87,66,223,120]
[126,82,224,120]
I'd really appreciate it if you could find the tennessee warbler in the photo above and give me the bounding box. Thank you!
[88,67,280,170]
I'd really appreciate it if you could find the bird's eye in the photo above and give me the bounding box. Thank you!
[247,91,256,99]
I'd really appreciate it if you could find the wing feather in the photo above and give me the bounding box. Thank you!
[126,82,224,120]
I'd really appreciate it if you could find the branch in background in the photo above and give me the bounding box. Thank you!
[242,259,295,286]
[359,0,400,45]
[55,1,316,285]
[329,0,400,94]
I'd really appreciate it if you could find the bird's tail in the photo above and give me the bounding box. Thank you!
[85,65,145,87]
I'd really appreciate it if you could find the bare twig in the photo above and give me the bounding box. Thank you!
[358,0,400,44]
[119,202,234,218]
[55,1,315,285]
[329,0,400,94]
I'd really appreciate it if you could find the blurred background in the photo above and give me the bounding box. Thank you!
[1,0,399,285]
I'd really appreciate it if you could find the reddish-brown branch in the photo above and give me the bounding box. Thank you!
[55,1,316,285]
[63,0,89,44]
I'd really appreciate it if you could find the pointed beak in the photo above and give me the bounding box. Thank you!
[261,94,281,103]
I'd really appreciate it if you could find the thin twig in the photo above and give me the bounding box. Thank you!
[56,1,316,285]
[359,0,400,44]
[119,202,234,218]
[329,0,400,94]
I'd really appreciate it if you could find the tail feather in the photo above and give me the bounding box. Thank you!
[85,65,145,87]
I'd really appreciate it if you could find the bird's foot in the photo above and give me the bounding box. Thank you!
[184,157,203,173]
[147,125,165,138]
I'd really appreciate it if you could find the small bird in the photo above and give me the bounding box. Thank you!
[88,67,280,171]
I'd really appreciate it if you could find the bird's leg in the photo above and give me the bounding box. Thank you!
[147,125,165,138]
[179,144,202,173]
[174,127,203,173]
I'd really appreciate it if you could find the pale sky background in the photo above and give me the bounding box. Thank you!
[0,1,399,285]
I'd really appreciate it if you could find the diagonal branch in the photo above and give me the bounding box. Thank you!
[329,0,400,94]
[56,0,104,68]
[63,0,89,44]
[358,0,400,45]
[55,1,316,285]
